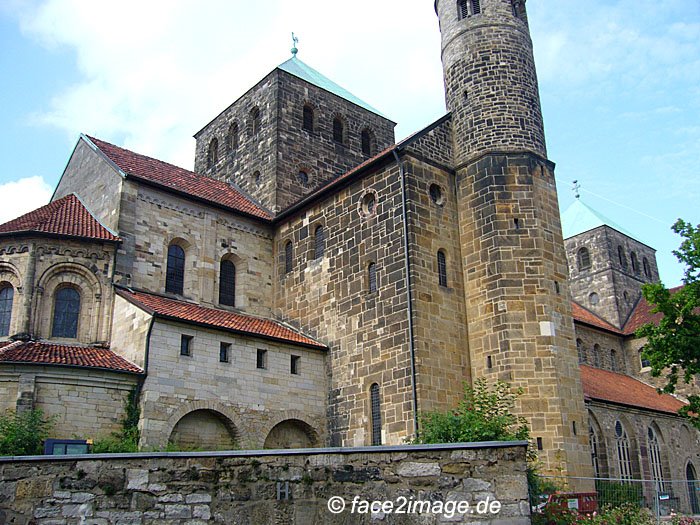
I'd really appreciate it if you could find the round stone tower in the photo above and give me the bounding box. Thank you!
[436,0,594,481]
[436,0,545,166]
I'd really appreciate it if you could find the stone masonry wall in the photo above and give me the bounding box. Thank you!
[575,324,626,374]
[0,442,530,524]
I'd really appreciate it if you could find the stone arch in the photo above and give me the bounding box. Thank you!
[612,415,641,480]
[164,400,241,450]
[647,421,669,489]
[588,410,609,477]
[35,262,103,342]
[331,113,347,144]
[217,251,248,309]
[164,236,195,297]
[263,412,320,449]
[0,262,22,336]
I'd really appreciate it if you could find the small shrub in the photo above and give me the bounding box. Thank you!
[0,409,55,456]
[595,479,643,508]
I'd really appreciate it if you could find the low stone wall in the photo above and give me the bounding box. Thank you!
[0,442,530,524]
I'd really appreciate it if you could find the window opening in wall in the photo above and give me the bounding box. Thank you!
[298,170,309,186]
[573,421,577,436]
[437,250,448,287]
[537,437,543,450]
[52,287,80,339]
[207,138,218,169]
[253,170,261,186]
[314,225,325,260]
[333,117,344,143]
[648,427,665,492]
[250,107,261,136]
[291,355,300,375]
[514,218,521,230]
[0,285,13,337]
[577,247,591,270]
[219,260,236,307]
[368,262,377,293]
[554,281,560,294]
[487,355,493,369]
[590,422,600,477]
[166,244,185,295]
[284,241,293,274]
[588,292,599,306]
[611,349,618,372]
[640,348,651,369]
[257,349,267,369]
[180,335,193,356]
[220,342,231,363]
[576,339,584,364]
[593,344,601,368]
[643,257,651,278]
[227,122,239,153]
[361,192,377,216]
[302,105,314,132]
[615,421,633,481]
[361,129,372,156]
[631,252,639,273]
[618,245,627,268]
[429,183,444,206]
[370,383,382,445]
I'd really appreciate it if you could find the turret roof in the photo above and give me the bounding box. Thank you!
[561,198,643,243]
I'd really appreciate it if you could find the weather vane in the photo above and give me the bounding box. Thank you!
[291,32,299,57]
[572,180,581,199]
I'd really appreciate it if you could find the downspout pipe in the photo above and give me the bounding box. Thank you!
[392,148,419,438]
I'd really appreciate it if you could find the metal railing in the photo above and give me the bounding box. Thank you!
[533,476,700,523]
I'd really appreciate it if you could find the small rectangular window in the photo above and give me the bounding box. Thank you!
[180,335,193,356]
[220,342,231,363]
[291,355,300,375]
[257,349,267,369]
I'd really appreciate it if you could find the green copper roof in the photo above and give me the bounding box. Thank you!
[561,198,642,242]
[278,57,388,118]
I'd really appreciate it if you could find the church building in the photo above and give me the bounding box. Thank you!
[0,0,698,494]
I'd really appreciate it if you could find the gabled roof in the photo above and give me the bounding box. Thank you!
[0,193,120,243]
[623,285,685,335]
[561,198,642,243]
[580,364,685,415]
[116,287,326,350]
[85,136,272,221]
[571,301,622,334]
[278,56,388,118]
[0,340,142,374]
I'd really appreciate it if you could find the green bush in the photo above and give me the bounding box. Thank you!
[0,409,55,456]
[595,479,644,508]
[92,386,141,453]
[531,502,654,525]
[413,379,529,444]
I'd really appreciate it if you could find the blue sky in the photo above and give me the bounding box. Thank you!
[0,0,698,286]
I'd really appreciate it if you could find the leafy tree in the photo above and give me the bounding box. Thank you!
[637,219,700,427]
[413,378,529,444]
[0,409,55,456]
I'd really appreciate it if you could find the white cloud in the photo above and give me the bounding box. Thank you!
[0,176,53,224]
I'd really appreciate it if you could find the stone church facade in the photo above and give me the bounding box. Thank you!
[0,0,698,489]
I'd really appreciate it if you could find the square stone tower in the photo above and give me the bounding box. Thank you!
[436,0,593,478]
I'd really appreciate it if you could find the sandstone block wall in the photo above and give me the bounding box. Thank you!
[0,442,530,525]
[575,325,627,374]
[138,319,327,449]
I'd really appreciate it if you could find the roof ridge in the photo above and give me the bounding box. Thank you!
[70,192,121,239]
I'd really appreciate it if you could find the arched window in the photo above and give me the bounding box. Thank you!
[593,344,601,368]
[457,0,480,19]
[630,251,639,273]
[284,241,293,274]
[207,138,219,169]
[314,225,325,260]
[361,128,373,156]
[51,287,80,338]
[610,349,618,372]
[250,107,261,136]
[0,285,14,337]
[639,348,651,369]
[590,422,601,477]
[333,117,345,143]
[615,420,633,481]
[302,105,314,132]
[370,383,382,445]
[227,122,239,153]
[643,257,651,279]
[648,426,665,492]
[577,247,591,270]
[368,262,377,293]
[166,244,185,295]
[618,246,627,268]
[576,338,584,364]
[219,260,236,307]
[437,250,448,287]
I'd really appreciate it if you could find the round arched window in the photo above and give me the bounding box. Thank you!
[298,170,309,185]
[429,183,445,206]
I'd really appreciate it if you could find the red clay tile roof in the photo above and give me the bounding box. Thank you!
[622,286,685,335]
[571,302,622,334]
[0,194,120,242]
[86,136,272,221]
[116,288,326,350]
[0,340,142,374]
[580,364,685,415]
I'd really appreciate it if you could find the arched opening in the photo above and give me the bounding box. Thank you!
[576,338,585,364]
[643,257,652,278]
[437,250,448,287]
[218,259,236,307]
[631,251,639,273]
[368,262,377,293]
[688,463,700,514]
[51,286,81,339]
[314,225,325,260]
[284,241,293,274]
[264,419,318,449]
[647,425,665,492]
[618,245,627,268]
[302,105,314,132]
[588,412,608,477]
[250,107,261,136]
[207,138,219,168]
[169,409,237,451]
[370,383,382,446]
[360,128,374,156]
[332,116,345,144]
[166,243,186,295]
[577,247,591,270]
[0,284,14,337]
[227,122,239,153]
